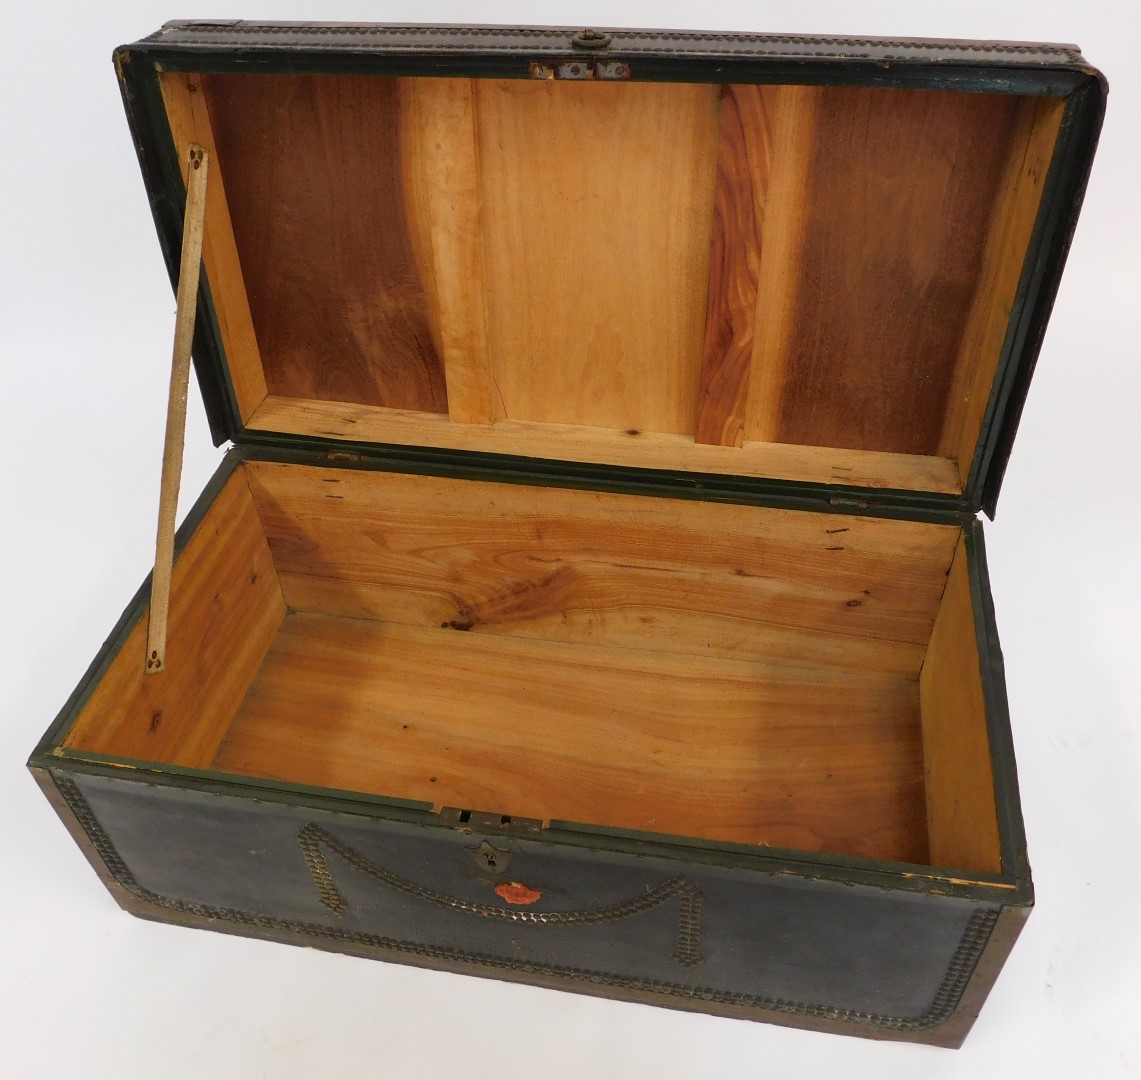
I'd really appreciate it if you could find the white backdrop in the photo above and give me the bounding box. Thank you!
[3,3,1138,1077]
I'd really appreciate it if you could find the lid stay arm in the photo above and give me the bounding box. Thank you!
[145,144,209,675]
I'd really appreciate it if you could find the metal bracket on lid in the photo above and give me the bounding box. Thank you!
[529,59,631,80]
[531,29,629,80]
[145,144,209,675]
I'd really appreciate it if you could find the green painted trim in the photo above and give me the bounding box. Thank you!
[546,818,1022,898]
[970,75,1107,517]
[48,748,437,817]
[235,437,972,525]
[113,48,244,445]
[964,522,1034,904]
[46,755,1022,904]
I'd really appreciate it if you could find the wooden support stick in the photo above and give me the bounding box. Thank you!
[145,144,209,674]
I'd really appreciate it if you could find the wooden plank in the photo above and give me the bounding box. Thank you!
[743,85,822,445]
[919,537,1002,873]
[146,143,209,675]
[159,71,268,421]
[695,85,771,447]
[278,571,927,676]
[64,471,287,769]
[214,613,929,863]
[245,461,961,648]
[474,79,719,434]
[172,73,1051,497]
[248,395,963,493]
[199,73,448,413]
[941,96,1067,477]
[754,87,1024,457]
[402,78,500,425]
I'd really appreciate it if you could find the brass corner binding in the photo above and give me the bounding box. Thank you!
[145,144,209,675]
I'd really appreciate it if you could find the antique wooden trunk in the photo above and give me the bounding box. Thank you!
[29,22,1105,1047]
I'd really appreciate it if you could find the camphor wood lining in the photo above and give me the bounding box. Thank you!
[940,95,1067,482]
[214,613,929,861]
[919,537,1002,873]
[751,88,1026,456]
[235,461,947,862]
[146,143,208,675]
[63,460,1006,870]
[65,472,286,768]
[694,84,771,448]
[694,82,807,448]
[201,73,449,415]
[158,72,267,420]
[243,461,960,654]
[472,79,718,435]
[732,85,821,448]
[173,76,1066,492]
[247,396,963,494]
[223,461,959,860]
[401,79,499,425]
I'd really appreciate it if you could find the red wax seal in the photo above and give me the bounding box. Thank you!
[495,881,542,906]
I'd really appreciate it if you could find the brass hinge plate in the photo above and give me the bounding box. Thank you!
[530,59,631,80]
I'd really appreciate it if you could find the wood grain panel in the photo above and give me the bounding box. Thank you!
[176,74,1057,493]
[402,78,500,425]
[248,396,963,493]
[941,96,1066,477]
[159,71,268,421]
[475,79,719,434]
[742,85,822,445]
[695,84,773,447]
[215,613,929,862]
[64,471,287,768]
[200,74,448,413]
[919,537,1002,873]
[772,88,1023,456]
[245,460,961,649]
[277,571,926,676]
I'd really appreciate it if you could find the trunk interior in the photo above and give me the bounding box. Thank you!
[59,62,1062,886]
[62,460,1002,876]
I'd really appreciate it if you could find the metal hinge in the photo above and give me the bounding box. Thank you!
[530,59,631,80]
[321,450,362,463]
[531,28,630,79]
[829,495,870,510]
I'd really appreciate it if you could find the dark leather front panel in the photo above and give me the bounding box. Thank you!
[66,771,994,1027]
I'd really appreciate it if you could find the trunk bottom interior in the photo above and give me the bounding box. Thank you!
[213,611,928,860]
[61,460,1004,875]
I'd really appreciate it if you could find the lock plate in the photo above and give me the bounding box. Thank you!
[472,841,510,875]
[438,805,544,836]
